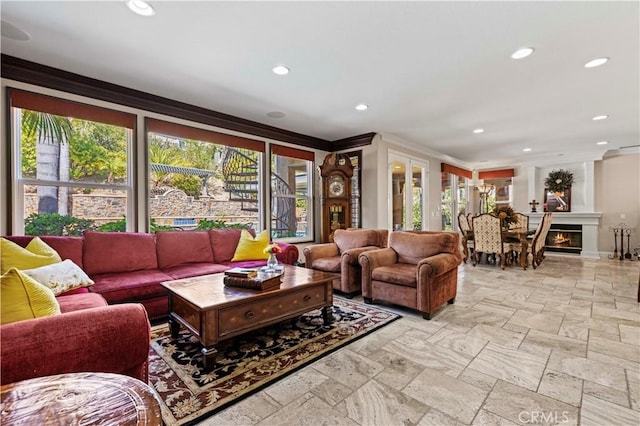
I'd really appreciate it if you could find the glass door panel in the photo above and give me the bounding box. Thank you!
[391,160,406,230]
[389,155,427,231]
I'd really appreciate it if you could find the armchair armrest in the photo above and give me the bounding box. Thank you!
[417,252,461,278]
[275,242,299,265]
[358,248,397,297]
[341,246,380,265]
[303,243,339,267]
[1,304,150,385]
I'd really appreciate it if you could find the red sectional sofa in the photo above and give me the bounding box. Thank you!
[5,229,299,320]
[1,229,298,385]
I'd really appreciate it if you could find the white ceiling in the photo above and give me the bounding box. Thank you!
[1,1,638,168]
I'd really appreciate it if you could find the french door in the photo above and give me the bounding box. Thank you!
[389,153,428,231]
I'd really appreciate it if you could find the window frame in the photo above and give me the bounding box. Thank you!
[269,144,314,243]
[8,88,136,234]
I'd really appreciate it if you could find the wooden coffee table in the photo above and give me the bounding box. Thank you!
[161,264,338,369]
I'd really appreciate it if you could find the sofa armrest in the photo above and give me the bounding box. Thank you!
[417,252,461,279]
[303,243,339,267]
[274,242,299,265]
[1,304,150,385]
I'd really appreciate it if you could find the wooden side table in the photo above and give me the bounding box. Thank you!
[0,372,162,425]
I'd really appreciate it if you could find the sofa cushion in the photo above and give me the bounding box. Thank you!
[231,230,270,262]
[4,236,84,268]
[209,229,244,263]
[1,268,61,324]
[156,231,214,269]
[89,269,172,304]
[1,237,62,274]
[226,260,269,269]
[162,263,229,280]
[83,232,158,275]
[333,229,378,253]
[390,232,458,264]
[57,292,108,313]
[22,259,94,296]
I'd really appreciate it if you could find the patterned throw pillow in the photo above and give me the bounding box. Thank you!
[1,268,61,325]
[22,259,94,296]
[0,237,62,274]
[231,229,270,262]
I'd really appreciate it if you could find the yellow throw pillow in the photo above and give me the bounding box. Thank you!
[1,268,61,325]
[231,230,271,261]
[0,237,62,274]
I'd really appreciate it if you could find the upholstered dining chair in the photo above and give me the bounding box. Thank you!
[509,213,529,232]
[528,213,553,269]
[472,213,510,269]
[457,213,474,262]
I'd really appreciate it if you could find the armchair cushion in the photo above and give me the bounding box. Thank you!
[390,232,458,264]
[372,263,417,287]
[333,229,379,252]
[312,256,341,272]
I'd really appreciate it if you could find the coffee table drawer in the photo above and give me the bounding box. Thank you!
[218,286,327,337]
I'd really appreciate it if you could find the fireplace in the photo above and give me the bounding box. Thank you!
[546,224,582,254]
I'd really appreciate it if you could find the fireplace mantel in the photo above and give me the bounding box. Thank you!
[529,212,602,258]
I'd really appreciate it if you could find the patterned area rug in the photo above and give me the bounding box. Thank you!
[148,298,400,425]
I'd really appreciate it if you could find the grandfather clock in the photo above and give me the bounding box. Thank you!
[320,153,354,242]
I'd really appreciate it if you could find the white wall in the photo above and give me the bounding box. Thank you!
[594,154,640,254]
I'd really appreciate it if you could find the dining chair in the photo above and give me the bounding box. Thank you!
[530,213,553,268]
[457,213,474,262]
[472,213,509,269]
[510,213,529,232]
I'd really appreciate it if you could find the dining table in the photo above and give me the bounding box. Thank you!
[462,229,533,269]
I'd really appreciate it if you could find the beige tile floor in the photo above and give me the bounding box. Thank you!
[199,256,640,426]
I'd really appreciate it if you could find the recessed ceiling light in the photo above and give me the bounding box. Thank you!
[272,65,289,75]
[592,115,608,121]
[266,111,286,119]
[523,148,532,152]
[596,141,609,145]
[511,47,534,59]
[1,21,31,41]
[126,0,155,16]
[355,104,368,111]
[584,57,609,68]
[472,128,484,134]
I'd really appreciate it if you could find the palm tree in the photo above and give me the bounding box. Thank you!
[22,110,73,214]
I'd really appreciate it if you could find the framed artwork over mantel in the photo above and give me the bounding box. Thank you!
[544,188,571,212]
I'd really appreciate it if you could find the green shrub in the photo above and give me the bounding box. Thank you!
[170,174,202,198]
[195,219,250,230]
[25,213,96,236]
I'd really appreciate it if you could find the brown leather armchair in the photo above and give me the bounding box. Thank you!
[303,228,388,297]
[358,231,462,319]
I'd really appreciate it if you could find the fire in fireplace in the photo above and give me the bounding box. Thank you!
[546,224,582,254]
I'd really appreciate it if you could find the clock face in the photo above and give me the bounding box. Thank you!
[328,175,345,197]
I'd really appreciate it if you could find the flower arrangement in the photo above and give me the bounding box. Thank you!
[492,205,518,228]
[544,169,574,192]
[263,243,282,255]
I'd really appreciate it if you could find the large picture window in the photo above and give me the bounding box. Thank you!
[9,89,135,235]
[270,145,314,241]
[146,119,265,232]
